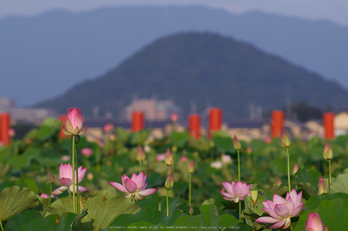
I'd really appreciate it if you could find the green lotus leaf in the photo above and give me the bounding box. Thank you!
[330,173,348,194]
[301,192,348,213]
[295,198,348,231]
[170,131,189,148]
[212,136,234,153]
[0,186,39,221]
[4,210,41,230]
[16,213,77,231]
[47,190,140,231]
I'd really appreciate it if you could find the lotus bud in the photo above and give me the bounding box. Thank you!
[165,172,174,190]
[246,146,252,154]
[318,177,327,195]
[164,148,174,166]
[87,173,94,180]
[188,160,195,173]
[323,142,333,160]
[62,108,87,136]
[171,146,177,153]
[276,178,282,186]
[189,206,194,215]
[49,173,55,184]
[305,212,328,231]
[250,190,258,203]
[209,140,214,148]
[279,129,291,148]
[136,146,145,162]
[293,163,299,175]
[233,135,241,150]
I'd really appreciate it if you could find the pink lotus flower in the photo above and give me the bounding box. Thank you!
[221,181,252,203]
[8,128,15,137]
[180,156,188,162]
[62,108,87,136]
[81,148,93,157]
[110,172,158,201]
[103,123,114,133]
[306,212,328,231]
[157,154,165,162]
[52,163,88,195]
[40,193,54,199]
[171,113,178,122]
[293,163,299,175]
[255,189,304,229]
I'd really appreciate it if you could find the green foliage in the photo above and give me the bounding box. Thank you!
[47,190,140,230]
[0,186,39,222]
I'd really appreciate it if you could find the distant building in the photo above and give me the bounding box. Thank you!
[334,111,348,135]
[122,99,182,121]
[0,98,57,124]
[0,98,15,111]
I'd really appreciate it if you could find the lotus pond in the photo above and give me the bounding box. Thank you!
[1,113,348,231]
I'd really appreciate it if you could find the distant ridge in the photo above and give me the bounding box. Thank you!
[36,32,348,119]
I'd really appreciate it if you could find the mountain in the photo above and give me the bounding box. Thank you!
[1,6,348,107]
[36,32,348,119]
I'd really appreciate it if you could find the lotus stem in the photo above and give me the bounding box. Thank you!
[166,189,169,217]
[72,135,76,214]
[132,194,135,204]
[287,147,291,193]
[48,182,52,207]
[237,149,241,182]
[329,159,332,193]
[96,145,101,172]
[0,220,4,231]
[189,173,192,206]
[75,138,80,214]
[239,200,242,223]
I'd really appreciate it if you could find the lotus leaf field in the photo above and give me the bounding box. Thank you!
[1,113,348,231]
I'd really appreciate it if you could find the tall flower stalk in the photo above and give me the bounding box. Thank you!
[62,108,87,214]
[188,160,195,207]
[137,146,145,173]
[48,173,54,207]
[280,129,291,193]
[233,136,242,222]
[323,142,333,193]
[165,172,174,217]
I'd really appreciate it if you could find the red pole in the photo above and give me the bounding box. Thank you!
[58,115,67,138]
[323,112,335,139]
[189,114,201,139]
[271,110,284,138]
[132,111,144,132]
[209,108,222,132]
[0,113,11,146]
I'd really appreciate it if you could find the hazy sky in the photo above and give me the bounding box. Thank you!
[2,0,348,26]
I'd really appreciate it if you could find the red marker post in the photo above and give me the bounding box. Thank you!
[0,113,11,146]
[132,111,144,132]
[189,114,201,139]
[271,110,284,138]
[209,108,222,138]
[323,112,335,139]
